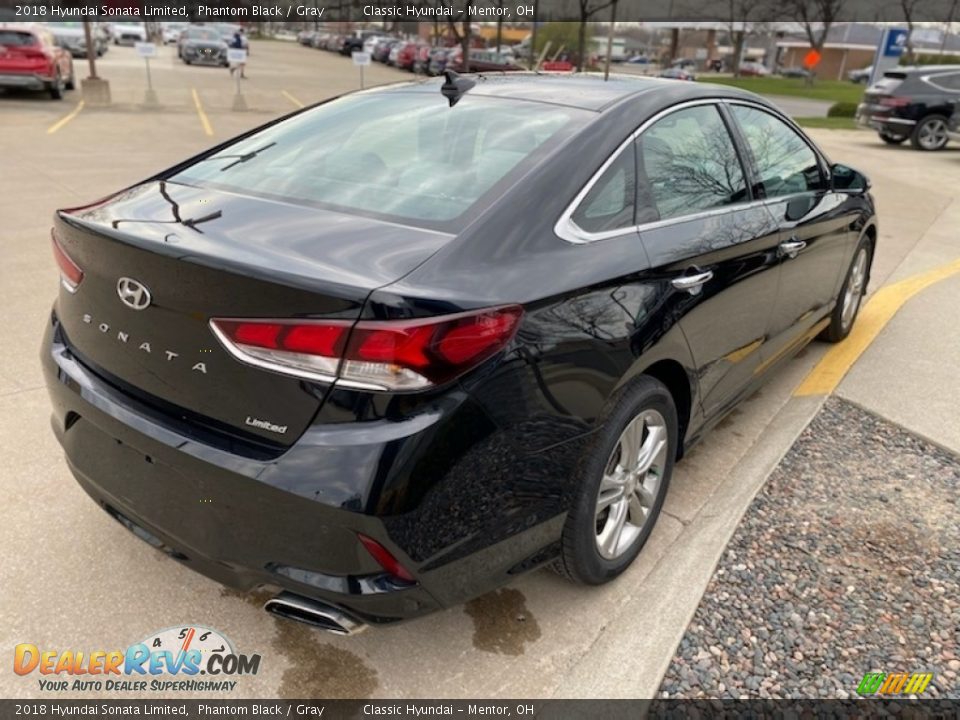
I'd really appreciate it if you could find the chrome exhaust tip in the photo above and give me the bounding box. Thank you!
[263,592,368,635]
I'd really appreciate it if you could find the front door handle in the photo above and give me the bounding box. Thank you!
[779,238,807,259]
[671,270,714,295]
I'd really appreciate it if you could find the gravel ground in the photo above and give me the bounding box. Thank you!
[659,396,960,699]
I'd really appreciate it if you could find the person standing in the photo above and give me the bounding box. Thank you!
[229,29,247,79]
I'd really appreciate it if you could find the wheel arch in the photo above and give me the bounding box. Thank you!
[638,358,693,460]
[861,221,878,288]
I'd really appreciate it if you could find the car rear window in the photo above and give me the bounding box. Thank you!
[871,73,905,94]
[170,92,589,229]
[0,31,37,46]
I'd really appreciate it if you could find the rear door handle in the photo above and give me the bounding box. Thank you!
[671,270,713,295]
[779,238,807,259]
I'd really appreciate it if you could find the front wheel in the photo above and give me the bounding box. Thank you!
[821,239,872,343]
[910,115,949,151]
[553,376,677,585]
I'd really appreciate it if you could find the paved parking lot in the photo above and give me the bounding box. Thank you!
[1,40,959,699]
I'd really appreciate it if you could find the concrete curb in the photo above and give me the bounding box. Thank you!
[555,394,826,698]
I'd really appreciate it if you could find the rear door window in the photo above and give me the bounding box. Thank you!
[635,104,748,222]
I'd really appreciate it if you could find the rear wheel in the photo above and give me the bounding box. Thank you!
[48,70,63,100]
[910,115,949,151]
[553,376,677,585]
[879,131,906,145]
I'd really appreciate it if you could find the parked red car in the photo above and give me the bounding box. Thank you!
[0,25,75,99]
[395,42,422,71]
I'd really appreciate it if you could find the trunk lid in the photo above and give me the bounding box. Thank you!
[54,180,448,446]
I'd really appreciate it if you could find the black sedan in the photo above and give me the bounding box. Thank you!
[43,73,876,633]
[179,27,228,66]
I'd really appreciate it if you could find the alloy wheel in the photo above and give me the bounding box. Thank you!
[841,247,868,331]
[594,409,669,560]
[918,118,948,150]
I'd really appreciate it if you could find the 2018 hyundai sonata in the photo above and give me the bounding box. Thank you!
[43,73,876,634]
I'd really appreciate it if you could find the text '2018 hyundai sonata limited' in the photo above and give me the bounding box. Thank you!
[43,73,876,634]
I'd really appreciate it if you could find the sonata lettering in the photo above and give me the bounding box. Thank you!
[79,313,208,374]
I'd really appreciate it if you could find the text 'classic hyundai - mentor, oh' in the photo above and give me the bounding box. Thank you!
[43,72,876,634]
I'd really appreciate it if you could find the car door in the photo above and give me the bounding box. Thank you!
[727,102,858,368]
[635,102,782,420]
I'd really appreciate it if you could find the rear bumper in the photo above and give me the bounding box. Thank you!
[856,104,916,135]
[42,311,568,624]
[0,72,50,90]
[42,314,444,624]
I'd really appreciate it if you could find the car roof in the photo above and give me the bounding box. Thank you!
[893,65,960,75]
[388,72,769,112]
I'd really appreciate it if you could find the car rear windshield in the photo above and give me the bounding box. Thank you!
[871,73,905,94]
[0,31,37,46]
[169,91,589,230]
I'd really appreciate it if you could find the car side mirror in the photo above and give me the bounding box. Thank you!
[831,163,871,193]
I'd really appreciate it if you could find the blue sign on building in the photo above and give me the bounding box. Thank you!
[882,28,908,57]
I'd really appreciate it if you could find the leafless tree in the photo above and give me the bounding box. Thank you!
[725,0,773,75]
[900,0,927,64]
[789,0,846,83]
[938,0,959,57]
[446,19,472,72]
[574,0,616,71]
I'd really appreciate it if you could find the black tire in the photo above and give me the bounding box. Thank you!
[553,376,677,585]
[48,71,63,100]
[910,114,949,151]
[879,131,906,145]
[820,236,873,343]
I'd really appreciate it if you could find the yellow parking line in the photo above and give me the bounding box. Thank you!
[47,100,84,135]
[282,90,305,109]
[794,257,960,397]
[191,88,213,136]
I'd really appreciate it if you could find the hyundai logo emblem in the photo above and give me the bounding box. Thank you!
[117,277,152,311]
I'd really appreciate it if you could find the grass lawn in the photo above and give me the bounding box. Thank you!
[700,76,866,105]
[793,117,860,130]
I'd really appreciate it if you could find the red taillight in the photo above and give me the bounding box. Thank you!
[357,534,415,583]
[210,305,523,391]
[51,230,83,292]
[879,97,911,108]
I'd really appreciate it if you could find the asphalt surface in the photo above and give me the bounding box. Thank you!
[1,37,959,700]
[659,397,960,699]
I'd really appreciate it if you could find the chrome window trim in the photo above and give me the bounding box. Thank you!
[555,98,722,244]
[556,98,811,244]
[923,72,960,93]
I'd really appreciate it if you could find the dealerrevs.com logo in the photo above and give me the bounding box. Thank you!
[14,626,261,693]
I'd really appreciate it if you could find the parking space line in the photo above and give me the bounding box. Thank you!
[191,88,213,136]
[794,257,960,397]
[46,100,84,135]
[281,90,305,109]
